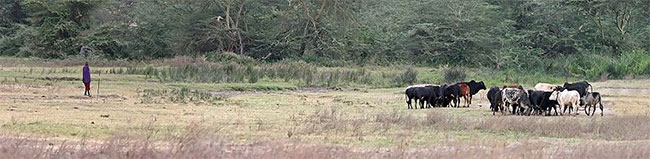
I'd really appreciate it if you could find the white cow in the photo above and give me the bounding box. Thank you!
[534,83,559,92]
[549,89,581,115]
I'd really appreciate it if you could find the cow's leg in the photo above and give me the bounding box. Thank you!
[414,99,419,109]
[464,95,469,107]
[490,104,494,114]
[591,104,598,116]
[551,106,556,116]
[598,100,603,116]
[419,99,425,109]
[424,99,428,109]
[462,96,466,107]
[469,96,473,105]
[589,104,594,116]
[407,98,412,109]
[421,100,425,109]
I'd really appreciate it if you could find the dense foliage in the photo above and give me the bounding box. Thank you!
[2,0,650,72]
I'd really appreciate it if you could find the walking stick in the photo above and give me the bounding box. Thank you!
[97,71,101,96]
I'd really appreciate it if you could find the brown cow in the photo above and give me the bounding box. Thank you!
[503,85,524,90]
[458,83,471,107]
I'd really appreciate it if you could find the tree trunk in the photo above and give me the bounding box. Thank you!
[238,30,244,55]
[299,22,311,57]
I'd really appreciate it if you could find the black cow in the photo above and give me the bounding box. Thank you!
[457,80,487,105]
[528,90,545,115]
[440,84,460,107]
[561,81,593,97]
[405,85,440,109]
[405,87,419,109]
[437,84,448,107]
[528,90,560,116]
[425,86,442,108]
[516,91,534,115]
[486,86,503,115]
[419,86,441,108]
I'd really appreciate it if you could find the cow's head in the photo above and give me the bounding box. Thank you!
[477,81,486,90]
[554,86,565,92]
[504,88,521,101]
[549,90,560,101]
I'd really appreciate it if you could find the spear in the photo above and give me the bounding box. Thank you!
[96,71,101,96]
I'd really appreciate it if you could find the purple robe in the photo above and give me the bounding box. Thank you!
[83,64,91,83]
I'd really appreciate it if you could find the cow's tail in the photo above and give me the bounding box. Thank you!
[589,84,593,93]
[405,94,408,103]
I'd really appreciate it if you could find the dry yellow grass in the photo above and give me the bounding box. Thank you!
[1,64,650,158]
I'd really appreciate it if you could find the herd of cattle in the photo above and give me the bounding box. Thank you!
[404,80,604,116]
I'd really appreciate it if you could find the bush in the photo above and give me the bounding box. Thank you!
[393,67,417,85]
[207,52,257,65]
[443,66,466,84]
[247,65,259,83]
[568,50,650,80]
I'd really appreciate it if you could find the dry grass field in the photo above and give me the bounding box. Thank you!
[1,58,650,158]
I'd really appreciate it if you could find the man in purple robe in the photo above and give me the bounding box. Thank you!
[83,62,91,96]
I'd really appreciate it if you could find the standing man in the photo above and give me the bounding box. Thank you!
[83,62,91,96]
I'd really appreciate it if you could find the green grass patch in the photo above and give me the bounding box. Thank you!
[169,82,298,91]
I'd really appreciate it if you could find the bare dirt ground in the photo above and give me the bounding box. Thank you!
[1,66,650,158]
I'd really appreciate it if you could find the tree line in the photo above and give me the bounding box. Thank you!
[1,0,650,68]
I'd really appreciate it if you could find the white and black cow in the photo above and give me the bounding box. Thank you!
[549,89,581,116]
[582,92,604,116]
[502,88,525,115]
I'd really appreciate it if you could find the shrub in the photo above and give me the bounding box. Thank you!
[568,50,650,80]
[207,52,257,65]
[393,67,418,85]
[247,65,259,83]
[443,66,466,84]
